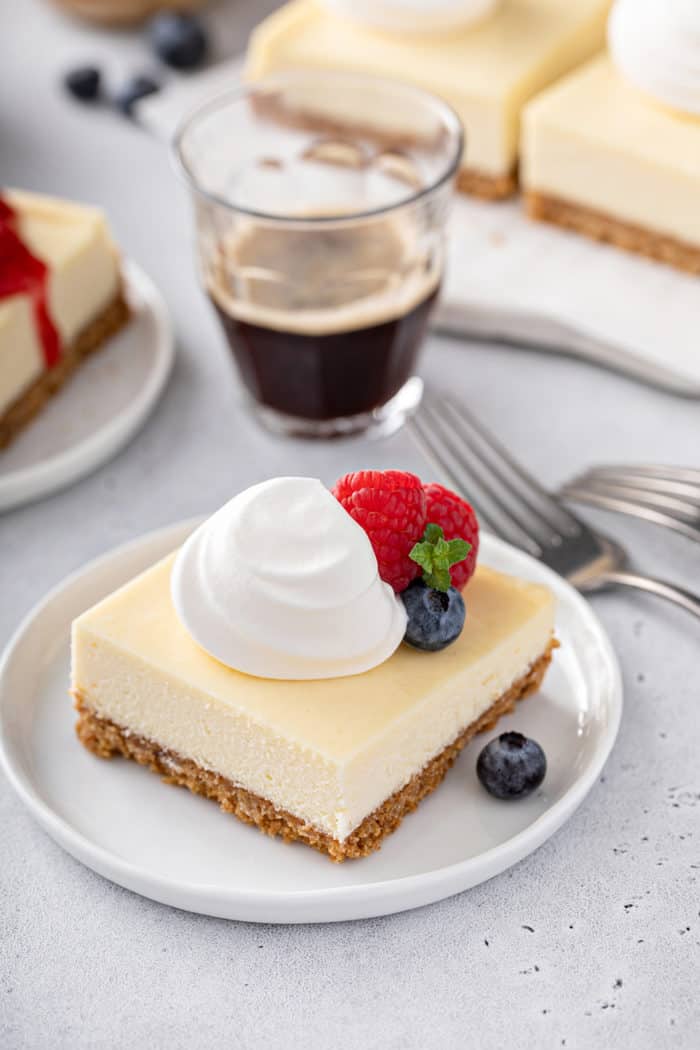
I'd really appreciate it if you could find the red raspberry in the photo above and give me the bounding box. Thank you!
[423,483,479,590]
[333,470,427,592]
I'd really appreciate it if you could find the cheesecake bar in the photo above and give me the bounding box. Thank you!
[246,0,611,200]
[0,189,129,449]
[72,554,556,861]
[522,55,700,274]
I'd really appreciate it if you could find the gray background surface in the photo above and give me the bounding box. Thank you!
[1,2,698,1047]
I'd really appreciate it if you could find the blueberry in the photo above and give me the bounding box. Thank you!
[64,66,101,103]
[114,75,160,117]
[401,579,465,652]
[476,732,546,800]
[149,13,208,70]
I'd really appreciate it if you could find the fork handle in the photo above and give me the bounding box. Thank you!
[582,571,700,620]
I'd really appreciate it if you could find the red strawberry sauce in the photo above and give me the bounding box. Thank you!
[0,194,61,368]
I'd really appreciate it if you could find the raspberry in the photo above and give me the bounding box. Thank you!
[333,470,427,592]
[422,483,479,589]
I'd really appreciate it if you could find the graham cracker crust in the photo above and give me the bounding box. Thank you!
[0,287,130,450]
[457,167,518,201]
[525,191,700,276]
[73,638,556,863]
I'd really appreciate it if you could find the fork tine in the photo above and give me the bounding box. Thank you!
[409,403,542,555]
[421,396,552,549]
[408,404,473,504]
[576,469,700,506]
[440,393,582,538]
[588,464,700,486]
[561,484,700,543]
[571,477,700,522]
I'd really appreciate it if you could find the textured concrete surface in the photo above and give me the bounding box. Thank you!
[1,3,699,1048]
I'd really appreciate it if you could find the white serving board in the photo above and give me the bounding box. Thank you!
[139,58,700,396]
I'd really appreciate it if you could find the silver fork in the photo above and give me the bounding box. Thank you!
[408,391,700,620]
[560,465,700,543]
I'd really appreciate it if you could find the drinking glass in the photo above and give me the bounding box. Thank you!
[175,71,463,438]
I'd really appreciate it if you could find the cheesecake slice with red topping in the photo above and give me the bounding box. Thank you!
[0,189,129,448]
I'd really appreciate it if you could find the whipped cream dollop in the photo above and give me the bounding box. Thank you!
[321,0,502,35]
[172,477,407,680]
[608,0,700,117]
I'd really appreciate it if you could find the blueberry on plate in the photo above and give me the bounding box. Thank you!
[476,732,546,800]
[401,579,465,652]
[64,66,101,103]
[149,13,208,70]
[114,75,160,117]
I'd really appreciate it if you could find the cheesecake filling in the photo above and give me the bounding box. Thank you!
[0,297,44,417]
[72,556,555,842]
[73,609,553,841]
[321,0,503,35]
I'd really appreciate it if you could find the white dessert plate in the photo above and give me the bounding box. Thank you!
[0,261,174,513]
[0,520,622,924]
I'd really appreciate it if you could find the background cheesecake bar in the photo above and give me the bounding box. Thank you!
[72,556,556,862]
[0,189,129,448]
[246,0,611,200]
[522,56,700,275]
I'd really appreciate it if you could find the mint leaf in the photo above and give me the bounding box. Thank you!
[447,538,470,563]
[433,536,450,559]
[424,523,443,545]
[409,522,472,592]
[409,544,433,574]
[425,565,452,592]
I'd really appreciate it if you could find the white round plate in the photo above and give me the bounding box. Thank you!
[0,260,174,513]
[0,521,622,924]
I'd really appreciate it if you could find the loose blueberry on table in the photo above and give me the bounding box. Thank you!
[64,66,101,103]
[476,732,547,800]
[149,13,208,70]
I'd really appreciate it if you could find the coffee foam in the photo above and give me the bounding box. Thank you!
[206,216,441,336]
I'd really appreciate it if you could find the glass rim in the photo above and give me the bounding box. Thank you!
[172,70,465,226]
